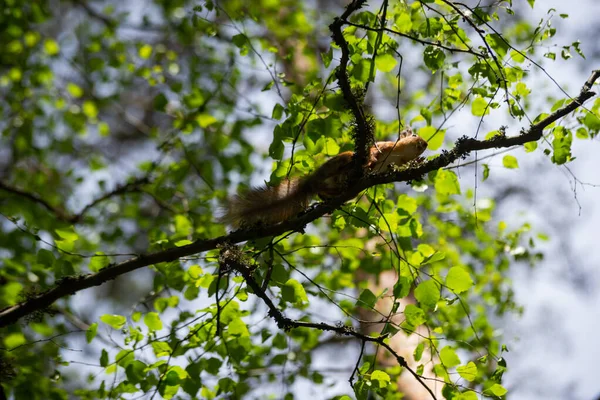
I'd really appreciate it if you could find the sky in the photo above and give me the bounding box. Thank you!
[487,1,600,399]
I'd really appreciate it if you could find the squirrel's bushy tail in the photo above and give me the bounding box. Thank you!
[220,178,312,228]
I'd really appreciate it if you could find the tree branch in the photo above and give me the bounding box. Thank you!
[0,181,73,222]
[71,177,150,223]
[342,20,486,58]
[0,177,149,224]
[329,0,373,167]
[0,69,597,329]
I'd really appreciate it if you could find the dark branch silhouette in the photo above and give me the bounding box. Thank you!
[329,0,373,167]
[0,177,149,224]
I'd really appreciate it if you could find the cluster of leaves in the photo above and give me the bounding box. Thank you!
[0,0,597,399]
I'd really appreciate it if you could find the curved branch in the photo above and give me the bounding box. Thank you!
[329,0,373,166]
[71,177,150,223]
[0,69,597,329]
[342,21,486,58]
[0,177,149,224]
[0,181,73,221]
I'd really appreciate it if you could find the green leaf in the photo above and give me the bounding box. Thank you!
[357,289,377,309]
[375,53,397,72]
[44,39,60,56]
[434,169,461,195]
[583,112,600,131]
[139,44,153,59]
[152,341,172,357]
[551,127,572,164]
[272,103,284,120]
[456,391,478,400]
[321,47,333,68]
[89,252,108,272]
[86,323,98,343]
[317,136,340,156]
[394,11,413,33]
[144,312,163,331]
[457,361,478,382]
[232,34,247,48]
[132,311,142,322]
[154,93,168,111]
[4,332,26,349]
[352,58,371,82]
[515,82,530,97]
[397,194,418,214]
[576,127,589,139]
[115,350,134,367]
[416,364,424,376]
[421,251,445,265]
[413,342,424,362]
[174,214,192,237]
[414,280,440,308]
[82,100,98,119]
[100,349,109,367]
[100,314,126,330]
[272,333,287,349]
[126,360,147,384]
[423,46,445,71]
[154,296,179,312]
[472,97,490,116]
[524,142,537,152]
[228,318,250,337]
[269,137,284,160]
[488,383,508,397]
[418,126,444,151]
[502,155,519,169]
[404,304,426,327]
[196,113,217,128]
[440,346,461,368]
[370,370,390,388]
[55,227,79,242]
[487,33,509,58]
[510,49,525,63]
[417,244,434,257]
[204,357,222,375]
[98,121,110,136]
[262,80,274,92]
[378,212,399,233]
[282,279,308,306]
[446,267,474,294]
[420,108,432,125]
[393,276,411,299]
[168,365,189,380]
[67,83,84,98]
[54,260,75,278]
[37,249,55,268]
[24,31,39,47]
[482,164,490,181]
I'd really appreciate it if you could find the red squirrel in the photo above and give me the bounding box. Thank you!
[221,129,428,228]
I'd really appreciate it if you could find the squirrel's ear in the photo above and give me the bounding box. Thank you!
[399,126,413,139]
